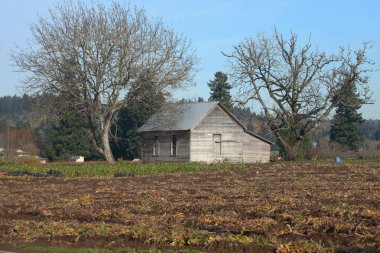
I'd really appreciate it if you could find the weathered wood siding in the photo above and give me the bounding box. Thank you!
[190,106,243,163]
[140,104,271,163]
[242,132,271,163]
[141,130,190,162]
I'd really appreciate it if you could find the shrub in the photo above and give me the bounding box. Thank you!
[22,156,41,164]
[46,169,64,177]
[114,172,127,177]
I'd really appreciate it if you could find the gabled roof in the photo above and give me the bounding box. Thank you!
[138,101,219,132]
[138,101,273,145]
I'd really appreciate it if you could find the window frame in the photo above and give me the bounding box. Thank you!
[171,135,177,156]
[153,136,160,156]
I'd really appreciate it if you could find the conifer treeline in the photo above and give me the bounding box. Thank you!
[0,94,379,160]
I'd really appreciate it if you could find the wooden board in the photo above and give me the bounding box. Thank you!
[141,130,190,162]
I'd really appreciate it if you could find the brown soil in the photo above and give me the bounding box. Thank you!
[0,162,379,252]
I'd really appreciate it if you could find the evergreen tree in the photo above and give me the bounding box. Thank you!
[375,121,380,141]
[40,95,100,161]
[110,73,166,160]
[330,82,364,149]
[110,100,163,160]
[247,120,254,132]
[208,71,233,109]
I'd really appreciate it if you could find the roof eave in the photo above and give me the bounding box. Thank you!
[217,102,274,145]
[138,128,190,133]
[244,130,274,145]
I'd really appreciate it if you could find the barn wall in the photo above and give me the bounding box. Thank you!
[242,132,271,163]
[141,130,190,162]
[190,106,243,163]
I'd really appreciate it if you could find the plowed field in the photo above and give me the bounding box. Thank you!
[0,162,379,252]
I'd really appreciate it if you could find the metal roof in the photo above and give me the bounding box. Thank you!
[138,101,273,145]
[138,101,219,132]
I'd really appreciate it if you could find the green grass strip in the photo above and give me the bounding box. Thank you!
[0,162,248,178]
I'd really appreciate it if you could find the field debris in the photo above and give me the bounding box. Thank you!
[0,162,379,252]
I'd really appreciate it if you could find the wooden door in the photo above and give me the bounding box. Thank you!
[213,134,221,156]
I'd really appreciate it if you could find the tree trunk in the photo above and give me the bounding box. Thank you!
[102,121,115,164]
[86,110,116,164]
[283,141,301,161]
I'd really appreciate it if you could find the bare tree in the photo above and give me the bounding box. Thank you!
[12,1,198,163]
[224,30,372,160]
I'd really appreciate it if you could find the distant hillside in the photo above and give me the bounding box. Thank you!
[0,94,34,124]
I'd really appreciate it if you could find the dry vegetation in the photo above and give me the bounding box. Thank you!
[0,162,379,252]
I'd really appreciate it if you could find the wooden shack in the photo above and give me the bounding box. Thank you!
[138,102,272,163]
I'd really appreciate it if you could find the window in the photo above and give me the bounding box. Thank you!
[171,135,177,156]
[153,136,159,156]
[213,134,222,156]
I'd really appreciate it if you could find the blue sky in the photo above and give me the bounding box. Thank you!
[1,0,379,118]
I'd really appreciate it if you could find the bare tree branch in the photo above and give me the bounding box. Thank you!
[11,1,198,163]
[224,29,373,160]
